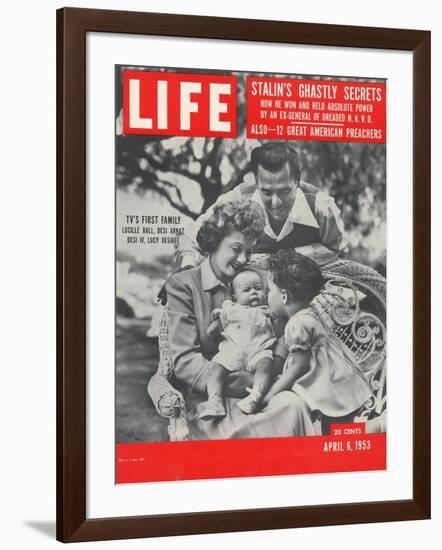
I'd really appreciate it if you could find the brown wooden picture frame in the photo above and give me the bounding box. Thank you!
[56,7,431,543]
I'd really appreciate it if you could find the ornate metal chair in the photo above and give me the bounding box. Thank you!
[147,255,386,441]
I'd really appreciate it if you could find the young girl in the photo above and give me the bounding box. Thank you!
[264,250,372,419]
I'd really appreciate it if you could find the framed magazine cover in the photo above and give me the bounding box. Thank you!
[56,7,431,542]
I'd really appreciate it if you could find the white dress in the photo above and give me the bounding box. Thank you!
[284,306,373,417]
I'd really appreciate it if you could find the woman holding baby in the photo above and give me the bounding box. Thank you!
[166,198,304,439]
[166,195,373,440]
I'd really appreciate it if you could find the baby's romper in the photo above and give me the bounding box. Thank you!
[212,301,276,372]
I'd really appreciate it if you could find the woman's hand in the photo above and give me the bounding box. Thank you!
[224,371,254,398]
[207,320,222,341]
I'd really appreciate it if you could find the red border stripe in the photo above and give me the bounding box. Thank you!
[116,433,386,484]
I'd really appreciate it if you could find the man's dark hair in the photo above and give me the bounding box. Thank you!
[269,249,323,303]
[251,142,301,184]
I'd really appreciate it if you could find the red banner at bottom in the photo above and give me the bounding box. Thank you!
[116,430,386,484]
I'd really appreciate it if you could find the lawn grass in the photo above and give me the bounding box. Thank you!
[116,318,169,443]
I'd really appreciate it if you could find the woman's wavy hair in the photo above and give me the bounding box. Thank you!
[196,198,266,254]
[269,249,324,303]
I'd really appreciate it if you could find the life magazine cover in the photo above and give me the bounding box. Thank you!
[115,65,387,484]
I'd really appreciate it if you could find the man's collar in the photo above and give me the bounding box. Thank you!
[290,187,320,228]
[200,257,227,292]
[252,186,319,229]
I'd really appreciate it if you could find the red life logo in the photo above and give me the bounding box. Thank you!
[123,71,237,137]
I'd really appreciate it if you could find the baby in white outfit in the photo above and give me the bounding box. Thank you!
[199,269,276,420]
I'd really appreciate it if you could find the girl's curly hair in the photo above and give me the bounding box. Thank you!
[196,198,266,254]
[269,249,324,302]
